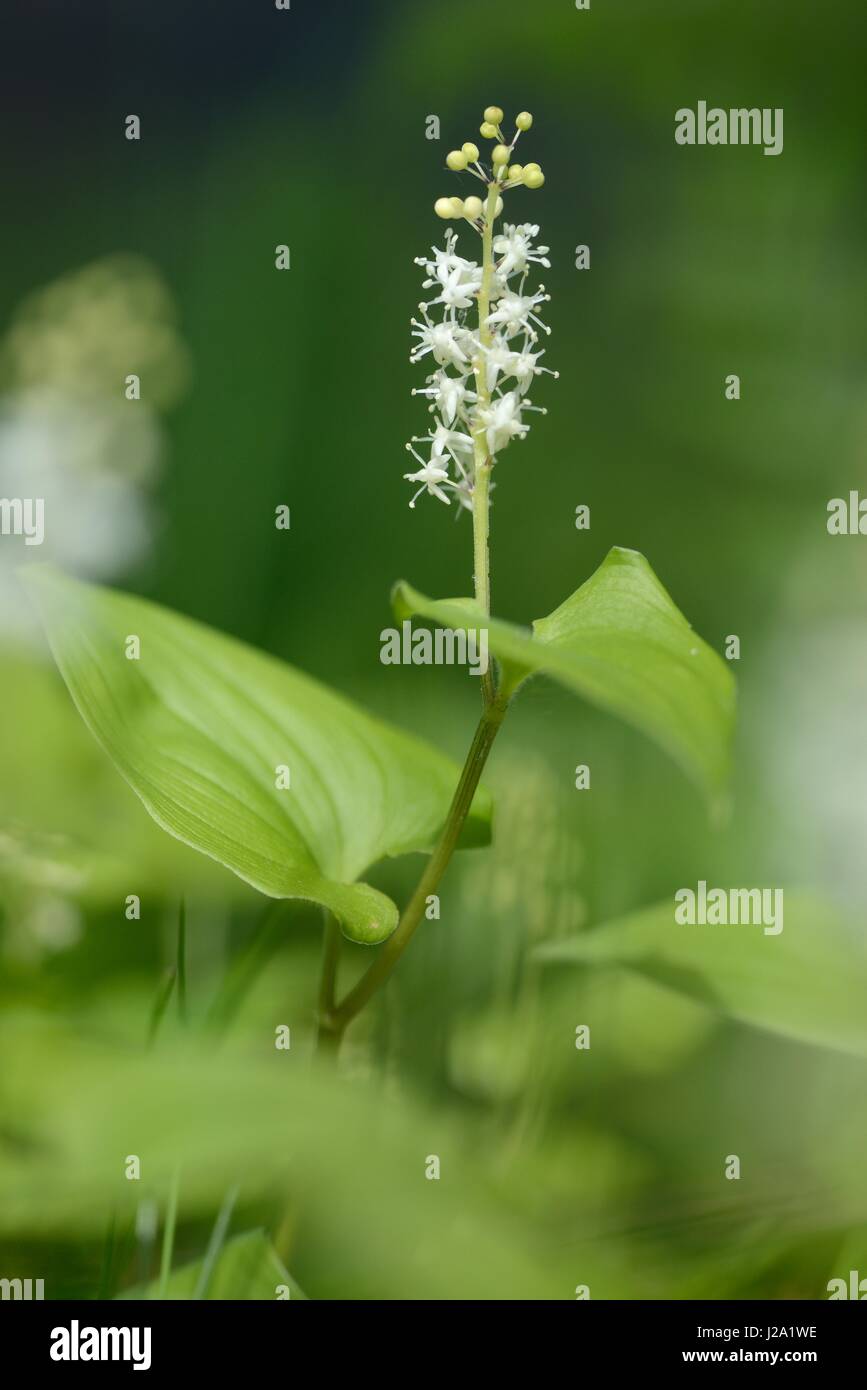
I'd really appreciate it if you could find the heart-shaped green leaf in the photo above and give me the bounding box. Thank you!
[23,568,491,944]
[393,546,735,802]
[534,894,867,1058]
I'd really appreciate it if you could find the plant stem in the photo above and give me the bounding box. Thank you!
[472,464,493,703]
[206,901,286,1040]
[319,180,508,1052]
[471,179,501,710]
[315,909,341,1052]
[328,692,508,1037]
[158,1166,181,1299]
[193,1184,238,1301]
[146,967,177,1049]
[176,896,187,1025]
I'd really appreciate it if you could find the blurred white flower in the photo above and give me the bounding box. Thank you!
[0,256,190,641]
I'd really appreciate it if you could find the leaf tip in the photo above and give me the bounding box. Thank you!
[390,579,413,623]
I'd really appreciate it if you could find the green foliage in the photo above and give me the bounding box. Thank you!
[536,894,867,1058]
[23,568,491,944]
[394,546,735,802]
[0,1014,608,1298]
[119,1230,307,1301]
[4,0,862,1304]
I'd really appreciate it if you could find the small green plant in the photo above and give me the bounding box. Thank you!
[23,104,735,1055]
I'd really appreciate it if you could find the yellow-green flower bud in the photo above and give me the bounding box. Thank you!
[449,196,465,216]
[434,197,454,219]
[491,144,510,166]
[479,121,498,139]
[507,164,524,181]
[523,161,540,173]
[484,106,504,125]
[462,141,480,162]
[516,111,533,131]
[463,195,484,220]
[494,195,504,217]
[446,149,467,171]
[524,168,545,188]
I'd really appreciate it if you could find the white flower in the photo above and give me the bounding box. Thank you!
[410,308,474,369]
[416,234,483,311]
[0,388,158,639]
[477,391,528,455]
[415,233,480,288]
[486,287,551,340]
[403,447,453,507]
[414,422,474,475]
[428,265,481,312]
[406,209,556,508]
[493,223,551,277]
[482,338,556,394]
[508,341,558,394]
[412,369,477,425]
[480,340,520,393]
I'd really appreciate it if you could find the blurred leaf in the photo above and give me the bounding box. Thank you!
[118,1230,307,1301]
[394,547,735,802]
[535,894,867,1058]
[23,568,491,944]
[0,1013,618,1298]
[0,654,238,906]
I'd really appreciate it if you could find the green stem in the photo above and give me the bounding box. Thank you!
[176,896,187,1025]
[321,180,509,1049]
[146,967,177,1049]
[471,180,501,710]
[315,909,342,1052]
[329,693,508,1036]
[472,465,492,695]
[206,901,287,1040]
[158,1166,181,1299]
[193,1184,238,1301]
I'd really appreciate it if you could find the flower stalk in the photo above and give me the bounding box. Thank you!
[471,177,500,708]
[321,689,509,1045]
[318,105,555,1053]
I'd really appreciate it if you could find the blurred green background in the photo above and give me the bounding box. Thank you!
[1,0,866,1300]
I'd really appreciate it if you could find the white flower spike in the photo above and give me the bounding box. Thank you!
[405,108,556,509]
